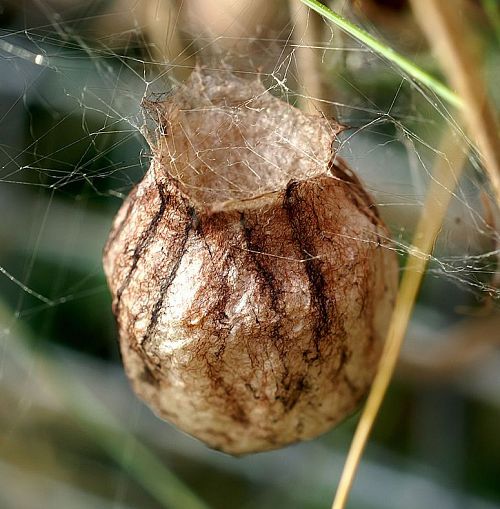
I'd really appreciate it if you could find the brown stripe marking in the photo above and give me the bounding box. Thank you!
[114,182,170,311]
[240,210,310,411]
[141,204,197,349]
[283,180,332,361]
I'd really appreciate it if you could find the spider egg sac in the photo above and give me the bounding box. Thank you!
[103,68,398,455]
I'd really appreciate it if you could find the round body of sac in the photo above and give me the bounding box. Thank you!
[103,68,398,455]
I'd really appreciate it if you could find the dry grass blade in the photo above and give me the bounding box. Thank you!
[288,0,329,115]
[331,128,467,509]
[330,1,500,506]
[410,0,500,206]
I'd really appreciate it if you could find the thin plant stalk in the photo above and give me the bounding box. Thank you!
[295,1,499,506]
[410,0,500,217]
[332,128,468,509]
[298,0,462,108]
[142,0,194,80]
[288,0,329,115]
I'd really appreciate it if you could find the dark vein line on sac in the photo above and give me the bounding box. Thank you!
[239,210,307,411]
[283,180,331,359]
[115,182,168,308]
[239,212,281,313]
[141,205,196,349]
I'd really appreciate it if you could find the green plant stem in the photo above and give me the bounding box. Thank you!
[298,0,462,108]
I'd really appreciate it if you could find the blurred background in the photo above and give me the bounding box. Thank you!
[0,0,499,508]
